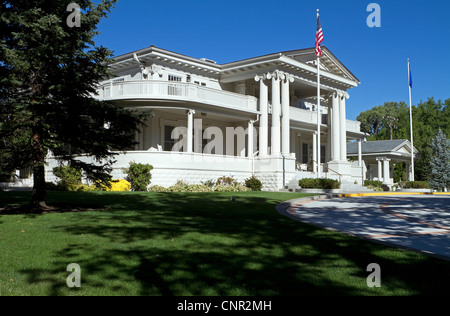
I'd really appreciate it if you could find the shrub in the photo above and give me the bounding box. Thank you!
[45,182,65,191]
[201,179,216,188]
[186,184,213,192]
[214,184,250,192]
[245,175,263,191]
[148,185,168,192]
[150,181,250,192]
[53,165,82,191]
[104,179,131,192]
[123,162,153,191]
[0,171,14,182]
[95,179,130,192]
[364,180,383,188]
[167,180,189,192]
[401,181,430,189]
[298,178,340,189]
[216,176,238,187]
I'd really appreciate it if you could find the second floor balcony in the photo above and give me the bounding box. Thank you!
[97,80,258,114]
[96,80,362,135]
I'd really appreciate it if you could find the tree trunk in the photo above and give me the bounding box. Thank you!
[31,131,47,208]
[32,164,47,208]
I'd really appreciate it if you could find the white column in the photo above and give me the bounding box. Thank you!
[290,130,296,157]
[312,132,317,174]
[186,109,195,153]
[358,139,363,167]
[194,118,203,153]
[383,158,391,184]
[377,158,383,182]
[331,92,340,161]
[339,93,347,161]
[327,101,332,163]
[271,72,281,156]
[281,73,293,155]
[255,75,268,156]
[247,121,254,158]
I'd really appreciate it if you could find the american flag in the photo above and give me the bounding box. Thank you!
[315,12,324,57]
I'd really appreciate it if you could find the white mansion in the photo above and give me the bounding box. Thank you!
[70,45,367,190]
[10,45,410,191]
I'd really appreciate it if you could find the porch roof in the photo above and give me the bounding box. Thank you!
[347,139,419,160]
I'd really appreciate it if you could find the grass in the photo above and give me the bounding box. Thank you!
[0,190,449,296]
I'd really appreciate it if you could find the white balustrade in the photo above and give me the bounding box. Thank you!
[97,80,258,112]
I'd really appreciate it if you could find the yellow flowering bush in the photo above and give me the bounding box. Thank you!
[99,179,131,192]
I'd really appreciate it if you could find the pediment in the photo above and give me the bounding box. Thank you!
[281,47,360,84]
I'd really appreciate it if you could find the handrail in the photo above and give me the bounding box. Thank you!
[310,159,343,183]
[323,164,342,183]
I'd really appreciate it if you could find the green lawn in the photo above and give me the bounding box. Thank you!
[0,191,449,296]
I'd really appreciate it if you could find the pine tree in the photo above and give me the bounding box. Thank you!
[0,1,144,208]
[429,129,450,191]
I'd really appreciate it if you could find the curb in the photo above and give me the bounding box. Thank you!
[337,192,450,198]
[276,194,328,212]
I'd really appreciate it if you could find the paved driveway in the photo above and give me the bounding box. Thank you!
[282,195,450,260]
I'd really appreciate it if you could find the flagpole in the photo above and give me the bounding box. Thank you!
[408,58,415,181]
[316,9,321,178]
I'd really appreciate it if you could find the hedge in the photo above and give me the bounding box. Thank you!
[148,180,250,192]
[401,181,430,189]
[298,178,340,189]
[364,180,383,188]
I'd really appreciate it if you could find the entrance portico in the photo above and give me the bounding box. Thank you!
[347,139,419,186]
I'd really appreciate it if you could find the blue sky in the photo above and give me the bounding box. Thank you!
[95,0,450,120]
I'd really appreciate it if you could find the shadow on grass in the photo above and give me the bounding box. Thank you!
[2,191,450,296]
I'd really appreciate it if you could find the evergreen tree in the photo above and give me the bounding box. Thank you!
[0,1,144,208]
[429,129,450,191]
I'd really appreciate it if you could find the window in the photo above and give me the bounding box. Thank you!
[194,81,207,87]
[302,143,308,163]
[168,74,182,96]
[164,125,176,151]
[168,74,182,82]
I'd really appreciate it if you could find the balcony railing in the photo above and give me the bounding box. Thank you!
[96,80,258,113]
[290,107,361,133]
[290,107,318,126]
